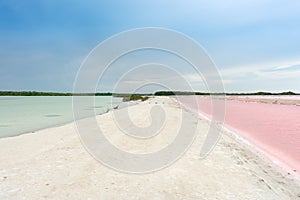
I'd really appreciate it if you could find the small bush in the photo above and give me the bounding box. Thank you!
[130,94,149,101]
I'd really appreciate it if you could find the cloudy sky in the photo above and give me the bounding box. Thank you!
[1,0,300,93]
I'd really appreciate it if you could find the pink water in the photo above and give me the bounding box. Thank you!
[177,96,300,174]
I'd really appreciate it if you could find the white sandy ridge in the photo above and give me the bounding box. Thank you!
[0,97,299,199]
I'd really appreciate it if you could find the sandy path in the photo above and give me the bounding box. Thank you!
[0,97,299,199]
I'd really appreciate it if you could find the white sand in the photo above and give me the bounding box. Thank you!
[0,97,299,199]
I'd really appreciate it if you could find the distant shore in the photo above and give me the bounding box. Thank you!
[0,90,299,96]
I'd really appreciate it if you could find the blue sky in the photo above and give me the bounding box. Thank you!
[1,0,300,92]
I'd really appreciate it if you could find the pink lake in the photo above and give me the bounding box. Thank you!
[176,96,300,174]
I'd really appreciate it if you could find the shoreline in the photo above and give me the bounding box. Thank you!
[222,123,300,179]
[1,97,300,199]
[173,96,300,178]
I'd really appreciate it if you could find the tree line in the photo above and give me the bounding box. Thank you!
[0,90,297,96]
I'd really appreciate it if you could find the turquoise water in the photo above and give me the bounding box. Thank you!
[0,96,123,138]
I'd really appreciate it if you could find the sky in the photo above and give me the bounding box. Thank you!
[1,0,300,93]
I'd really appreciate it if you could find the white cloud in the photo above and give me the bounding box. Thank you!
[212,58,300,92]
[219,58,300,78]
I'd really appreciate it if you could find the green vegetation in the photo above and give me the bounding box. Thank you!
[154,91,298,96]
[130,95,149,101]
[155,91,210,96]
[276,91,296,95]
[224,91,297,96]
[0,91,73,96]
[0,91,113,96]
[121,94,150,102]
[0,90,298,97]
[0,91,152,102]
